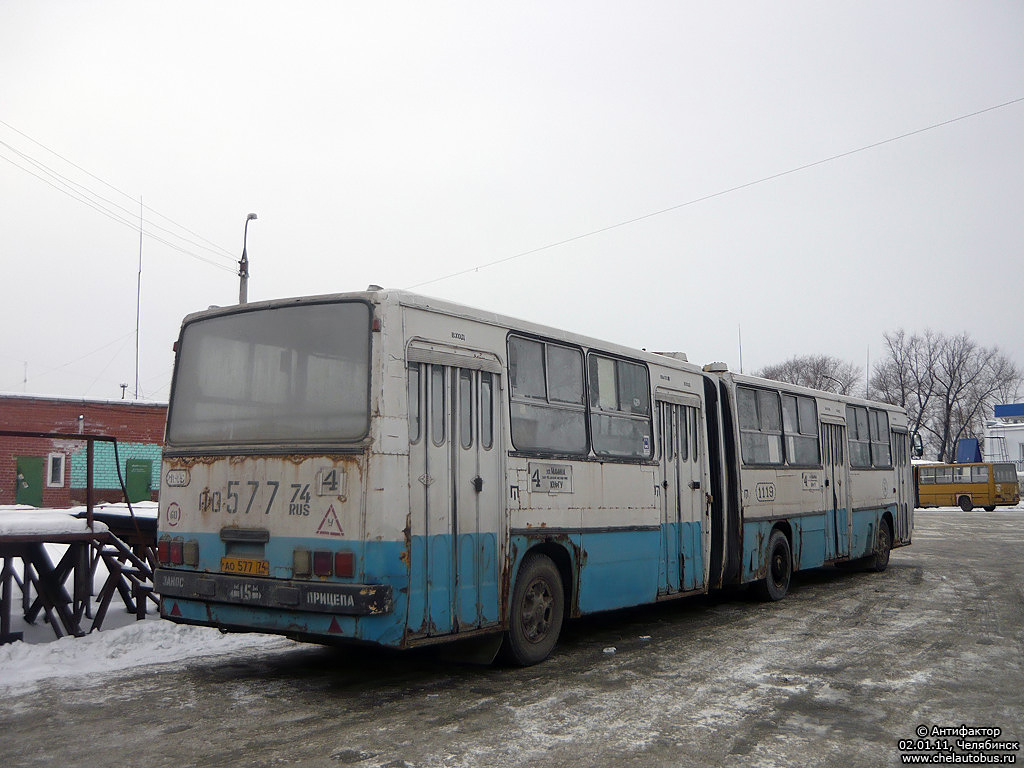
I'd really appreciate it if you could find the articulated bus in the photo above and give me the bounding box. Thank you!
[915,462,1020,511]
[154,289,913,665]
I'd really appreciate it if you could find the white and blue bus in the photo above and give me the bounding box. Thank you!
[154,289,913,664]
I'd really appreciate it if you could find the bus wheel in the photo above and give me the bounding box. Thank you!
[958,496,973,512]
[755,530,791,602]
[504,554,564,666]
[983,505,996,512]
[870,521,892,573]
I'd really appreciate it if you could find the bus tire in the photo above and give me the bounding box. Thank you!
[958,496,973,512]
[869,520,892,573]
[504,553,564,666]
[754,530,791,602]
[983,505,996,512]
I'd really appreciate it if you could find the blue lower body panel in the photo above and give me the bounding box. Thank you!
[742,506,895,583]
[578,529,661,613]
[406,532,500,637]
[161,531,504,647]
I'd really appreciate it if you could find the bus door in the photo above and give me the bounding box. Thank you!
[892,431,912,542]
[657,400,705,594]
[409,362,502,637]
[822,422,851,559]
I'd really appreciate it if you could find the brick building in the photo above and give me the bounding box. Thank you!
[0,394,167,508]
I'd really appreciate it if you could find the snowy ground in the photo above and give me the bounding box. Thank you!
[0,502,297,695]
[2,506,1024,768]
[2,507,1021,768]
[0,615,296,697]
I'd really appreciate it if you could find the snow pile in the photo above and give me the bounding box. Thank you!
[0,618,296,695]
[0,507,108,536]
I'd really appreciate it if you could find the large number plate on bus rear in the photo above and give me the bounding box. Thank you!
[221,557,269,577]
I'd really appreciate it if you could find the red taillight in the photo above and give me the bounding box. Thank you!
[169,540,184,565]
[334,551,354,578]
[313,550,332,577]
[157,539,170,564]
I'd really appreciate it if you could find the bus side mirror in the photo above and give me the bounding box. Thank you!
[911,432,924,459]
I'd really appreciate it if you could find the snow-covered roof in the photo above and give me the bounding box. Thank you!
[0,391,167,408]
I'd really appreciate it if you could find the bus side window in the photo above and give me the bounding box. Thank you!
[480,372,494,450]
[738,387,783,465]
[431,365,446,446]
[846,405,871,468]
[408,364,421,443]
[870,410,892,467]
[459,369,473,449]
[678,406,688,462]
[690,407,699,460]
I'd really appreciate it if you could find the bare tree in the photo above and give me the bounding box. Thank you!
[869,329,940,440]
[870,330,1022,461]
[757,354,862,395]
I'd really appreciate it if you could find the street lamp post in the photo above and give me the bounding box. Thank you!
[239,212,258,304]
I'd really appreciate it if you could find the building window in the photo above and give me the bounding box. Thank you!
[46,453,66,488]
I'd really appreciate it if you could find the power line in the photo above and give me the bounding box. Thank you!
[0,151,236,273]
[0,118,237,260]
[1,331,137,392]
[406,96,1024,290]
[1,138,237,264]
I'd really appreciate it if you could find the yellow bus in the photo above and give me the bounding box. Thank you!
[915,462,1020,511]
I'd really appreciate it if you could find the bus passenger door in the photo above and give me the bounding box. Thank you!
[452,368,502,630]
[408,363,455,636]
[658,402,681,594]
[409,362,501,638]
[822,423,851,559]
[657,401,705,595]
[892,431,912,542]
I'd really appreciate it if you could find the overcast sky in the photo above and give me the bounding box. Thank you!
[2,2,1022,403]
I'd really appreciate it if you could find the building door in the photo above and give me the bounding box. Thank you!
[822,423,851,559]
[657,401,706,595]
[15,457,44,507]
[126,459,153,503]
[408,362,502,636]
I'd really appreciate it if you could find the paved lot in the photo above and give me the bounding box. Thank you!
[2,509,1022,768]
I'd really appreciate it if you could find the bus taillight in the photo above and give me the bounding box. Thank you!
[334,551,354,578]
[313,550,333,577]
[169,540,184,565]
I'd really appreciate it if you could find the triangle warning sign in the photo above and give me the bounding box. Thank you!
[316,505,344,537]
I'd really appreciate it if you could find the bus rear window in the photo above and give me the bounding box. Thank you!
[167,302,371,446]
[994,463,1018,483]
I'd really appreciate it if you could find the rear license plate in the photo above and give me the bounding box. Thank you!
[221,557,269,576]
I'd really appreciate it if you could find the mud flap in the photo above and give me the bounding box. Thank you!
[436,633,504,665]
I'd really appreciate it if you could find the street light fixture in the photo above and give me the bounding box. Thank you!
[239,212,258,304]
